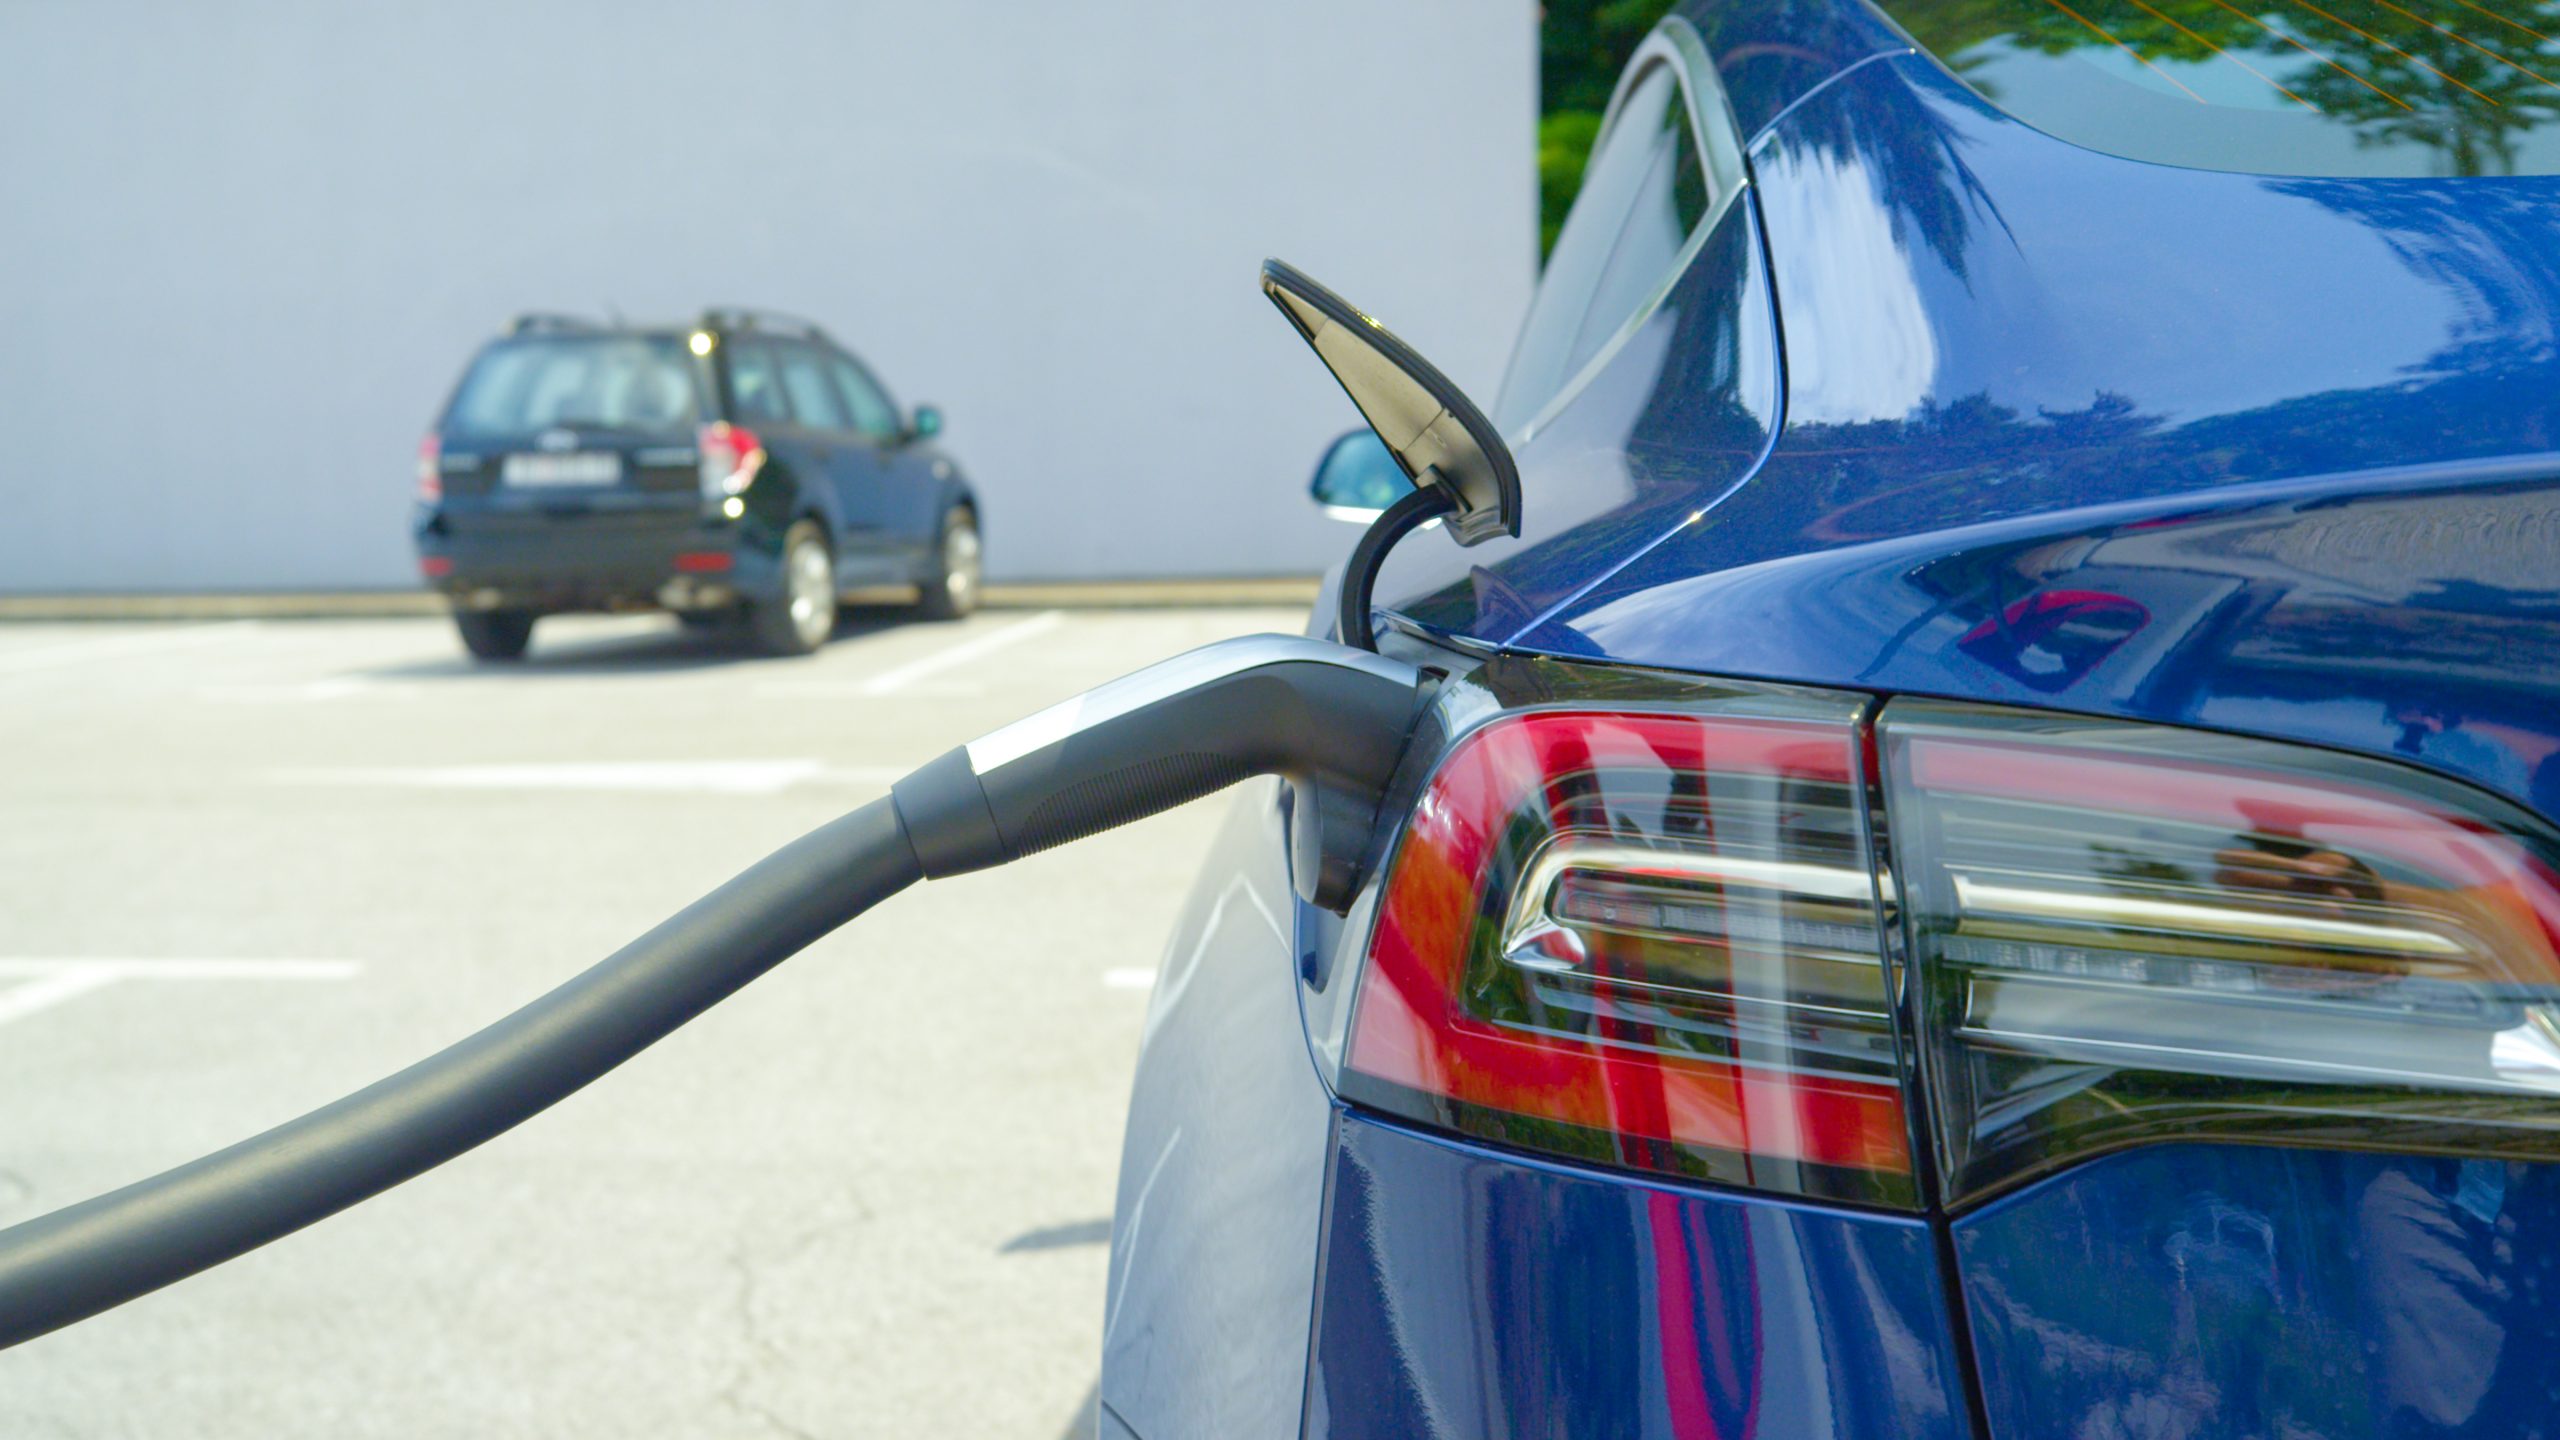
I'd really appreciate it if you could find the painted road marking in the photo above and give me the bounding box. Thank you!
[1101,968,1157,990]
[267,759,912,795]
[0,622,260,677]
[853,611,1066,696]
[0,958,360,1028]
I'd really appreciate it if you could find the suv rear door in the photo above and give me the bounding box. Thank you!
[435,332,705,533]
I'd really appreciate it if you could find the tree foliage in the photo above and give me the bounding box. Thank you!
[1541,0,1679,257]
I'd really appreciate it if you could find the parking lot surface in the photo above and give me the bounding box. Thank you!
[0,606,1307,1438]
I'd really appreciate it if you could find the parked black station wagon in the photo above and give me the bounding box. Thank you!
[413,310,981,659]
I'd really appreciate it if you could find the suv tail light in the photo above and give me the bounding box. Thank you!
[1883,701,2560,1205]
[415,435,441,502]
[1340,697,1917,1209]
[699,421,764,504]
[1333,664,2560,1213]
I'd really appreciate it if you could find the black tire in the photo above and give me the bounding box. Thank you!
[454,608,535,661]
[918,505,981,621]
[750,520,837,656]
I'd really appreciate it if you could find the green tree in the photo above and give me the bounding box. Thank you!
[1541,0,1680,257]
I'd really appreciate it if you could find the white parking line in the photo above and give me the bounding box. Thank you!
[854,611,1067,696]
[1101,968,1157,990]
[266,760,911,795]
[0,958,360,1028]
[0,622,260,677]
[0,969,123,1026]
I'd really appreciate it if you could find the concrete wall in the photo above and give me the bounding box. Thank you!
[0,0,1536,590]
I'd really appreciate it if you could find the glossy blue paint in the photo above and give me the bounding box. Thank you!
[1674,0,1907,142]
[1953,1144,2560,1437]
[1098,781,1335,1439]
[1305,1112,1974,1440]
[1383,48,2560,818]
[1125,6,2560,1436]
[1386,189,1784,642]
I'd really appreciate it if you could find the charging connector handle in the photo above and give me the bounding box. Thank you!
[892,634,1422,876]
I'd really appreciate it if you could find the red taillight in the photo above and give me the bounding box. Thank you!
[415,435,442,502]
[1883,700,2560,1204]
[1337,674,2560,1213]
[673,551,734,574]
[698,421,764,503]
[1343,703,1915,1208]
[419,556,453,579]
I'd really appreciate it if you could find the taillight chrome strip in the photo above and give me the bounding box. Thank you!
[1951,873,2471,958]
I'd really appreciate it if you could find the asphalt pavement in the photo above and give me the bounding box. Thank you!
[0,605,1308,1438]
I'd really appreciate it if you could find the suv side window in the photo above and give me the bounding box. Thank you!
[828,353,901,441]
[727,340,792,425]
[778,341,852,431]
[1494,62,1721,432]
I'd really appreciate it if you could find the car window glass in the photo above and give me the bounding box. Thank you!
[446,336,699,437]
[779,343,852,431]
[1879,0,2560,177]
[726,341,791,425]
[1493,64,1715,431]
[1567,100,1712,370]
[829,355,900,440]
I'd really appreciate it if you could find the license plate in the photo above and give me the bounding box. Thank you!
[503,452,622,487]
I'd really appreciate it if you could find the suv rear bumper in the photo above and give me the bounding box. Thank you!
[416,512,780,614]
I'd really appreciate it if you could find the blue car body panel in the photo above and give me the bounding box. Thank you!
[1954,1145,2560,1436]
[1381,53,2560,817]
[1106,5,2560,1435]
[1678,0,1910,144]
[1100,781,1335,1440]
[1306,1113,1973,1440]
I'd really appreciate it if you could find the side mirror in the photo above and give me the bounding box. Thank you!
[1261,260,1519,546]
[1308,430,1412,522]
[908,405,942,441]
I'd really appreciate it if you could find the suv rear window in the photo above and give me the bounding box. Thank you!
[444,335,700,438]
[1879,0,2560,176]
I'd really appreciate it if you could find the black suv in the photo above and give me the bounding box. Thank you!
[413,310,981,659]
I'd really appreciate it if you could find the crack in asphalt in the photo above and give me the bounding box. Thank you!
[714,1210,862,1440]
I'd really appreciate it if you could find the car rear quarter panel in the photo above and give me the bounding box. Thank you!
[1306,1114,1973,1440]
[1493,53,2560,823]
[1100,780,1334,1440]
[1953,1145,2560,1437]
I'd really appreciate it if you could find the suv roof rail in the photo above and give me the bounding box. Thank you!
[508,312,602,336]
[699,306,829,342]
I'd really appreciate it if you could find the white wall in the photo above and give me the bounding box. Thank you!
[0,0,1536,590]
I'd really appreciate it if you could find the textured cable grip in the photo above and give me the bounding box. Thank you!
[1015,753,1255,855]
[892,635,1427,881]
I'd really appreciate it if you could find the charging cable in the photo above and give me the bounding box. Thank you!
[0,635,1427,1350]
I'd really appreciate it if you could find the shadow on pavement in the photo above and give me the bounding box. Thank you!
[999,1217,1114,1254]
[1059,1380,1100,1440]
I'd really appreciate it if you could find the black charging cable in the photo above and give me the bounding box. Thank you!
[0,636,1427,1351]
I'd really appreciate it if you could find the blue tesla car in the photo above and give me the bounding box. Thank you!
[1100,1,2560,1436]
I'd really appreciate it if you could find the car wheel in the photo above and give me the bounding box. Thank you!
[454,608,535,661]
[751,521,837,656]
[918,506,981,621]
